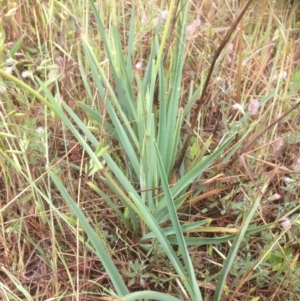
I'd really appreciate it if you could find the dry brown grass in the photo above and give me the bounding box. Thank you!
[0,0,300,300]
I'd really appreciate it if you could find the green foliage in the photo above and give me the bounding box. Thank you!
[1,0,300,300]
[121,259,150,288]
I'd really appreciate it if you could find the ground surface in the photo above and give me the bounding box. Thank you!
[0,0,300,300]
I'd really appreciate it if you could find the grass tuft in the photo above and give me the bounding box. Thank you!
[0,0,300,300]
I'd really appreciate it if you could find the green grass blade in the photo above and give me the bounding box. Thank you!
[154,142,203,300]
[8,35,24,57]
[50,172,129,297]
[81,39,140,176]
[88,0,136,120]
[155,134,236,221]
[163,4,188,175]
[126,5,135,81]
[141,219,212,240]
[166,222,275,246]
[80,102,118,139]
[213,185,268,301]
[128,191,195,297]
[120,291,182,301]
[77,48,94,105]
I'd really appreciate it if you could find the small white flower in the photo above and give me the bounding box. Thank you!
[6,58,15,66]
[272,71,288,82]
[282,176,294,183]
[21,70,33,79]
[248,99,260,115]
[36,126,45,133]
[186,19,201,36]
[282,71,288,79]
[268,193,281,201]
[280,217,291,230]
[153,10,168,27]
[232,103,245,114]
[4,66,14,74]
[141,14,148,24]
[272,137,284,153]
[135,62,142,70]
[161,10,168,19]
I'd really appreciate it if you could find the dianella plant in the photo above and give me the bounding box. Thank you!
[67,1,235,299]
